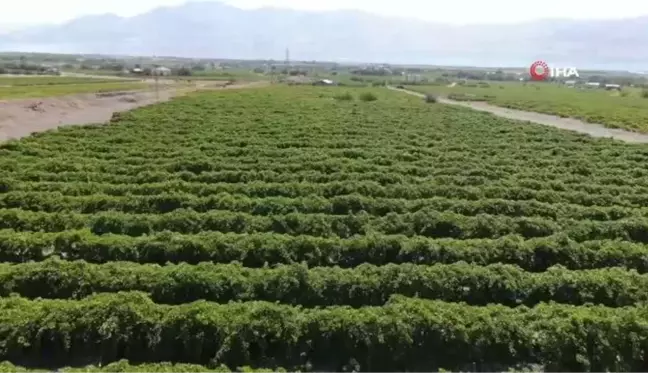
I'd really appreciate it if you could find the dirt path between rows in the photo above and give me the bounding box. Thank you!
[387,86,648,144]
[0,81,269,142]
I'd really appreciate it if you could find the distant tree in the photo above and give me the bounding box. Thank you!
[102,63,124,71]
[359,92,378,101]
[176,67,192,76]
[588,75,606,83]
[424,94,438,103]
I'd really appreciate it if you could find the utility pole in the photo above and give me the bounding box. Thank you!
[285,47,291,80]
[153,71,159,100]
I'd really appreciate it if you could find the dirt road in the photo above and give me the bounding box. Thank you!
[59,72,139,80]
[388,86,648,144]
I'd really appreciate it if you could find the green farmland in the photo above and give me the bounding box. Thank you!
[408,81,648,132]
[1,85,648,371]
[0,76,146,99]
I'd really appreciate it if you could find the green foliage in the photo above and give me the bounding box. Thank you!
[0,293,646,371]
[2,258,648,307]
[175,67,192,76]
[358,92,378,101]
[0,76,123,86]
[410,82,648,132]
[0,81,146,99]
[0,360,276,372]
[448,93,490,101]
[1,85,648,370]
[333,92,354,101]
[2,230,648,272]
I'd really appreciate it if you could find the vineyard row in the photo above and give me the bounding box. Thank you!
[5,128,636,154]
[4,152,566,173]
[1,191,646,221]
[0,360,281,373]
[8,179,648,208]
[3,150,643,180]
[2,258,648,307]
[0,360,534,373]
[1,229,646,272]
[6,123,644,157]
[0,292,646,371]
[6,168,648,193]
[3,208,648,242]
[3,155,645,188]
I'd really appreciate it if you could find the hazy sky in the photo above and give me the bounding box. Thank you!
[3,0,648,26]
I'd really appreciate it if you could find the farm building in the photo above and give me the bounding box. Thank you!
[564,80,577,87]
[404,74,424,83]
[313,79,335,86]
[605,83,622,90]
[152,66,172,76]
[585,82,601,88]
[44,67,60,75]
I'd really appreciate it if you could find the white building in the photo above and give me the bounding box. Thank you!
[313,79,335,85]
[152,66,172,76]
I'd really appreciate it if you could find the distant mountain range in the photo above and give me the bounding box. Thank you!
[1,1,647,70]
[0,22,37,35]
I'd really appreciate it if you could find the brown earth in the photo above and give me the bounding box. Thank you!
[0,80,269,142]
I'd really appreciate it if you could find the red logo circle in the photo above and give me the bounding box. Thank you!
[529,60,550,81]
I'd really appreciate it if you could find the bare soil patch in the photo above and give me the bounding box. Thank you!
[0,90,177,142]
[0,80,270,142]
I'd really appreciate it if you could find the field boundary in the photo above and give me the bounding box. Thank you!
[0,80,270,142]
[387,86,648,144]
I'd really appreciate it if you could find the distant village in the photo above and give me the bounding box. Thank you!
[562,80,622,90]
[1,52,647,90]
